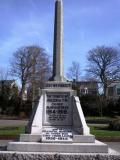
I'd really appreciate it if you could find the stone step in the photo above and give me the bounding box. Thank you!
[7,140,108,153]
[20,134,95,143]
[73,134,95,143]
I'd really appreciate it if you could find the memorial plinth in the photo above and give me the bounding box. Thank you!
[7,0,108,154]
[8,81,108,153]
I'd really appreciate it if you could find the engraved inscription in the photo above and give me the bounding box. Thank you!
[42,128,73,141]
[46,83,71,88]
[46,92,70,122]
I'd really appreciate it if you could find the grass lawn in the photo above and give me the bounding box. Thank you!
[0,125,120,140]
[0,126,25,137]
[86,116,111,120]
[90,126,120,137]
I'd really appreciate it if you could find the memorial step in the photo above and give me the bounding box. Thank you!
[73,134,95,143]
[7,140,108,153]
[20,134,95,143]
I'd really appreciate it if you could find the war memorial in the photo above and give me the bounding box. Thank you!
[0,0,119,159]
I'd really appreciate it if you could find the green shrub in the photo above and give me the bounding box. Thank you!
[109,117,120,131]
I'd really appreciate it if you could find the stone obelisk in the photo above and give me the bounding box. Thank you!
[7,0,108,154]
[53,0,65,81]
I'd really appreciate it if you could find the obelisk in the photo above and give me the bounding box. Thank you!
[7,0,108,154]
[53,0,65,81]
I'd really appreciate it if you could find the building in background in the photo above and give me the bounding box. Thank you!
[73,80,98,96]
[107,81,120,99]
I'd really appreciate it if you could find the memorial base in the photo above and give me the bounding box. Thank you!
[7,82,109,154]
[0,149,120,160]
[7,140,108,153]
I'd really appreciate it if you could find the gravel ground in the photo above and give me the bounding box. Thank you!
[0,120,28,127]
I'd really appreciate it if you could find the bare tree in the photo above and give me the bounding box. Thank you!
[28,46,52,102]
[86,45,120,98]
[67,61,81,81]
[10,45,51,101]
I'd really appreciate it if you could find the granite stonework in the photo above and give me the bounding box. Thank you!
[7,0,109,154]
[0,150,120,160]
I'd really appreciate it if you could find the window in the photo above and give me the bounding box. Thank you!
[80,89,85,93]
[108,87,114,96]
[117,88,120,95]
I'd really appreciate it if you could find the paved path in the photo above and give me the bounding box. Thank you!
[88,123,109,127]
[0,140,13,146]
[0,120,28,127]
[0,120,109,127]
[105,142,120,153]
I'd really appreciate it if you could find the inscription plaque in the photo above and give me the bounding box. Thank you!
[45,83,71,88]
[45,92,71,125]
[42,128,73,142]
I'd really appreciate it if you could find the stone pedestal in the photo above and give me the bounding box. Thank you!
[8,82,108,153]
[27,81,90,138]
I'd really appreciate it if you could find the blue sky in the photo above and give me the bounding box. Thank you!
[0,0,120,77]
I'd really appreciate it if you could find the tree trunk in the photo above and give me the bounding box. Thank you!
[19,82,26,111]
